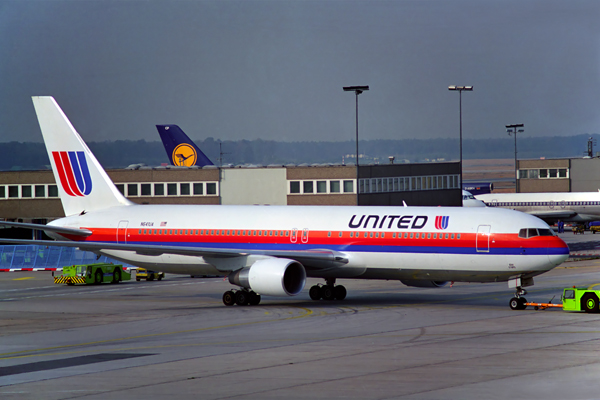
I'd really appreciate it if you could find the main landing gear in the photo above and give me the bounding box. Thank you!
[509,287,528,310]
[223,289,261,306]
[309,278,347,301]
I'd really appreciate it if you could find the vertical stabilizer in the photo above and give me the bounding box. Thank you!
[32,96,133,216]
[156,124,214,167]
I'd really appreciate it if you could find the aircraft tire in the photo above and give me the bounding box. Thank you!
[509,297,521,310]
[235,290,249,306]
[519,297,527,310]
[334,285,347,300]
[248,292,261,305]
[321,285,335,301]
[309,285,321,300]
[223,291,235,306]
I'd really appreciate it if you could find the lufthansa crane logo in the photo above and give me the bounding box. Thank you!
[172,144,197,167]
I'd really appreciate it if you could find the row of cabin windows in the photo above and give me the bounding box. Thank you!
[139,229,292,237]
[491,201,600,207]
[137,229,461,240]
[0,184,59,199]
[518,168,568,179]
[359,175,460,194]
[289,180,355,195]
[117,182,218,197]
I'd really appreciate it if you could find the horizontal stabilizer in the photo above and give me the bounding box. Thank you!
[0,221,92,237]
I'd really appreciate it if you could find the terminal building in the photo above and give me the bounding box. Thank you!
[517,157,600,193]
[0,162,462,223]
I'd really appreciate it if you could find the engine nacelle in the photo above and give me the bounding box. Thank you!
[228,258,306,297]
[400,279,448,288]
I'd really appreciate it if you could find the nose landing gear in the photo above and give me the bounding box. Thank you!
[509,288,528,310]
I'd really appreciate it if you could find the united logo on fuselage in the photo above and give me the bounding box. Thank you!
[52,151,92,197]
[435,216,449,230]
[172,144,197,167]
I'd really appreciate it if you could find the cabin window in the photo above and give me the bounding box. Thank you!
[364,232,368,238]
[427,233,431,239]
[445,233,449,239]
[339,232,342,237]
[451,234,455,239]
[328,232,331,237]
[457,234,461,239]
[410,233,414,239]
[381,233,385,238]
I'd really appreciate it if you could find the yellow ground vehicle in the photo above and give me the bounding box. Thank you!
[136,268,164,281]
[54,263,130,285]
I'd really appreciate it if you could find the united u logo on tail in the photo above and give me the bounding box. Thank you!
[435,216,449,230]
[52,151,93,196]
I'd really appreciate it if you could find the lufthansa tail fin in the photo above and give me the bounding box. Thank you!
[156,125,214,167]
[32,96,133,216]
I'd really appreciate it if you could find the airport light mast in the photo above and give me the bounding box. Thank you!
[448,86,473,190]
[506,124,524,192]
[343,85,369,205]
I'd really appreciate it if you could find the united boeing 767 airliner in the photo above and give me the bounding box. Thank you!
[0,97,569,309]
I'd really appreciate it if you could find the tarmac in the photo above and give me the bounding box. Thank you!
[1,230,600,400]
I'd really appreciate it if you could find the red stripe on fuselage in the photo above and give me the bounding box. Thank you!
[76,227,567,251]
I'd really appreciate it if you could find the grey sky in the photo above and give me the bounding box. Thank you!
[1,0,599,143]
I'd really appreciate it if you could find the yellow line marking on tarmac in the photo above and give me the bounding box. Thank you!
[0,306,314,360]
[587,283,600,290]
[13,277,34,281]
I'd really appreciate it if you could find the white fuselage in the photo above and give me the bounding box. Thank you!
[49,204,569,283]
[476,192,600,223]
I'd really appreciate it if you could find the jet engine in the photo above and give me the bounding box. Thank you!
[400,279,448,288]
[228,258,306,296]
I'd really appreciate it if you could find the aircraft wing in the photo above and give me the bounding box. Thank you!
[0,239,348,270]
[0,221,92,237]
[525,210,578,220]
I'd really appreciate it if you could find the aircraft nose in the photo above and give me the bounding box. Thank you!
[548,237,569,266]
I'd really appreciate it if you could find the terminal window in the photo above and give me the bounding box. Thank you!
[154,183,164,196]
[8,185,19,198]
[193,183,203,195]
[21,185,32,198]
[343,180,353,193]
[48,185,58,197]
[141,184,151,196]
[180,183,190,196]
[206,183,217,195]
[330,181,340,193]
[0,186,4,198]
[127,184,138,196]
[35,185,45,198]
[290,181,300,194]
[303,181,314,194]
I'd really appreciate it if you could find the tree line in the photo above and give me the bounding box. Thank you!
[1,134,597,170]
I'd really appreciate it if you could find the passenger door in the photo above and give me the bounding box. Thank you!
[117,220,128,244]
[476,225,490,253]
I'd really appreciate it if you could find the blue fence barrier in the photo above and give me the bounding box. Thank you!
[0,245,135,270]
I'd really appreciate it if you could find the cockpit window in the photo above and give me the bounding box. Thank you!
[519,228,556,238]
[537,228,555,236]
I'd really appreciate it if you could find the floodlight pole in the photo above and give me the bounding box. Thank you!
[343,85,369,204]
[506,124,524,192]
[448,86,473,190]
